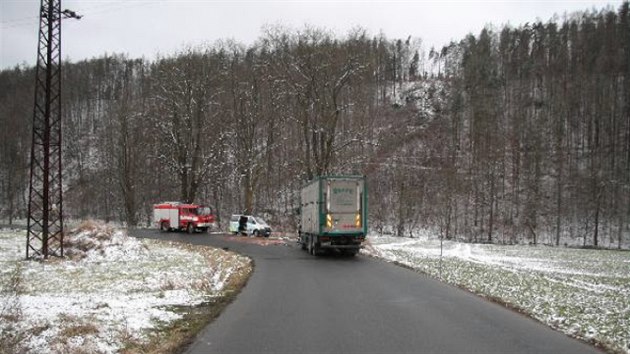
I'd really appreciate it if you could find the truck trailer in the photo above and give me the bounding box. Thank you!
[298,175,367,256]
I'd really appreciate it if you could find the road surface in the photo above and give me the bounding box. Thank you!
[131,230,600,354]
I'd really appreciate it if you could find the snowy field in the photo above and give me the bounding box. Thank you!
[365,235,630,354]
[0,222,251,353]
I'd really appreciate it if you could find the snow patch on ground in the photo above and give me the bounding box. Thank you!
[0,223,250,354]
[365,235,630,354]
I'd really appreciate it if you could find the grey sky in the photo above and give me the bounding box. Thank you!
[0,0,623,70]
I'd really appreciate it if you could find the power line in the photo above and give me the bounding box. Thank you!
[0,16,40,29]
[0,15,39,25]
[1,1,146,29]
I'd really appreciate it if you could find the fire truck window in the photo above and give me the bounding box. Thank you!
[195,207,212,215]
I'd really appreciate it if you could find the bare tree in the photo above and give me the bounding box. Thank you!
[148,48,227,204]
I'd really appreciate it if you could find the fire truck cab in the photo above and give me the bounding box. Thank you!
[153,202,216,233]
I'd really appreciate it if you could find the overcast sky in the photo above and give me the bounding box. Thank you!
[0,0,623,70]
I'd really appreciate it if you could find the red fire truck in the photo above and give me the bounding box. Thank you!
[153,202,216,233]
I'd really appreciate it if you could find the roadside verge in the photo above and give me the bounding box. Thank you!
[363,236,629,354]
[0,221,253,354]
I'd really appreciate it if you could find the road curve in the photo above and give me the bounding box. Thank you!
[131,230,600,354]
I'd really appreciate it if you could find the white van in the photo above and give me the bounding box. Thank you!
[228,214,272,237]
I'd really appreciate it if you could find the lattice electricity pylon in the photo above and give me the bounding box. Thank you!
[26,1,80,259]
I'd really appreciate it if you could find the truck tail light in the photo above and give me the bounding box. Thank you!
[355,213,361,227]
[326,214,333,228]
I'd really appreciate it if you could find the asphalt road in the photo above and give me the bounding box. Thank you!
[131,229,601,354]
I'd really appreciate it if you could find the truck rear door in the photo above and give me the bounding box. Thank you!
[324,178,364,234]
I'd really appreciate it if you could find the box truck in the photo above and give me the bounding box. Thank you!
[298,176,367,256]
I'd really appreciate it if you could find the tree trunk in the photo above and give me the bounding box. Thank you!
[488,170,495,243]
[555,161,563,246]
[594,190,601,247]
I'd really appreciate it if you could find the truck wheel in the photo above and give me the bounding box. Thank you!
[160,222,169,232]
[306,235,310,254]
[309,236,318,256]
[343,249,358,257]
[299,233,307,250]
[187,223,194,234]
[307,236,313,255]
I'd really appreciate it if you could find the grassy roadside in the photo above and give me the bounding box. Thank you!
[121,255,252,354]
[365,238,630,354]
[0,223,253,354]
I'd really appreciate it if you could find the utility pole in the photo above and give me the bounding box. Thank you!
[26,1,80,259]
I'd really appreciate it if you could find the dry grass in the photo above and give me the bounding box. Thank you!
[57,314,100,338]
[120,243,253,354]
[64,219,128,260]
[0,264,29,354]
[1,223,253,354]
[49,314,112,353]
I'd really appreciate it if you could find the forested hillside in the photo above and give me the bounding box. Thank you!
[1,3,628,248]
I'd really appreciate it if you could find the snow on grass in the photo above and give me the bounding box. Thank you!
[365,235,630,354]
[0,222,251,353]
